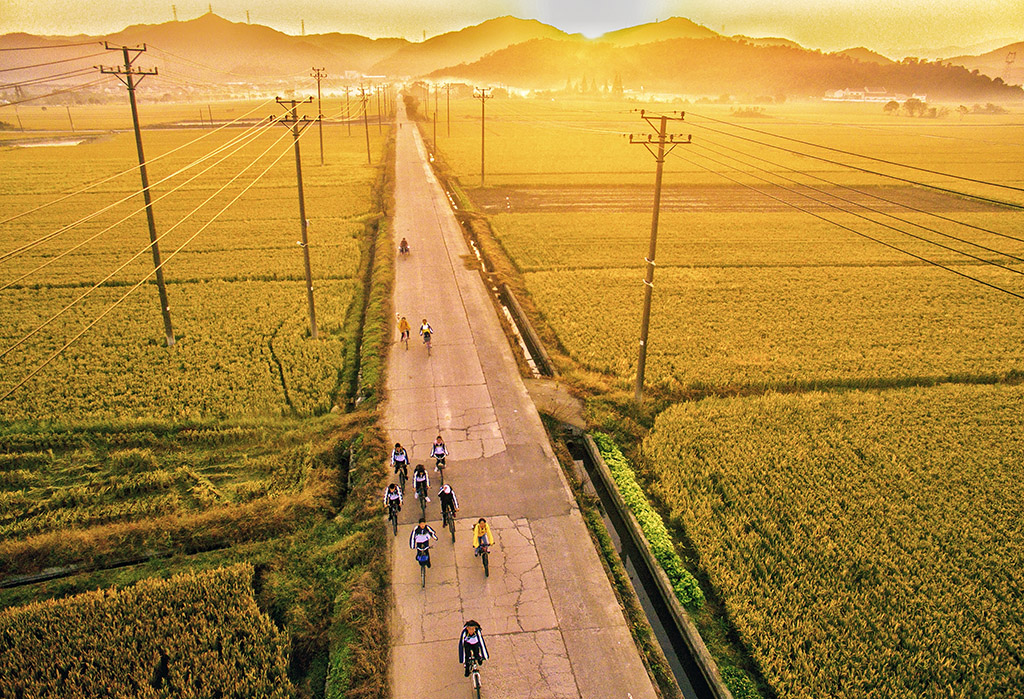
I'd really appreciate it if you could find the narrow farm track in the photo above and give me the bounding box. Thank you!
[383,101,659,697]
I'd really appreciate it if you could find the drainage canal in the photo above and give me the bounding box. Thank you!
[566,438,714,699]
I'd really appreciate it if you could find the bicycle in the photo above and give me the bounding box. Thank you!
[415,543,432,588]
[396,467,407,494]
[465,657,483,698]
[442,504,456,542]
[423,331,432,356]
[401,330,409,350]
[434,455,446,486]
[476,542,490,577]
[416,481,428,517]
[387,500,400,536]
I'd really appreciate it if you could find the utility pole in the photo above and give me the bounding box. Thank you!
[275,97,318,340]
[360,85,371,164]
[473,87,492,186]
[100,43,175,347]
[172,4,177,21]
[65,105,75,132]
[376,84,382,134]
[311,67,326,165]
[629,110,690,403]
[345,86,351,136]
[446,83,450,137]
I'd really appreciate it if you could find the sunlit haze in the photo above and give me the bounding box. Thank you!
[0,0,1021,57]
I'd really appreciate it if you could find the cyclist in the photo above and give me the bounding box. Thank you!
[409,518,438,566]
[438,483,459,519]
[458,620,489,676]
[419,319,433,347]
[431,435,448,472]
[397,316,411,346]
[399,237,410,254]
[391,442,409,480]
[472,518,493,557]
[412,463,430,502]
[383,482,403,512]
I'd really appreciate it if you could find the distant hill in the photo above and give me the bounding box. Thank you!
[370,16,572,77]
[597,17,717,46]
[945,41,1024,86]
[430,36,1024,101]
[835,47,896,66]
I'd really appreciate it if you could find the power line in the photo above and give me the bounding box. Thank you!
[0,97,276,227]
[0,51,106,73]
[666,148,1024,302]
[0,67,96,90]
[0,119,277,292]
[0,78,108,107]
[687,112,1024,202]
[1,134,296,402]
[690,138,1024,270]
[0,41,103,51]
[1,112,277,263]
[0,126,291,364]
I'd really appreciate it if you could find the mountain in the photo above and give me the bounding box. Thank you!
[370,16,572,77]
[835,47,895,66]
[901,38,1018,61]
[429,35,1024,101]
[944,41,1024,86]
[597,17,717,46]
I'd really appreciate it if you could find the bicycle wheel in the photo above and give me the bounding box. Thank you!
[473,668,482,698]
[398,470,406,493]
[437,466,444,486]
[390,512,398,536]
[420,563,426,588]
[419,494,426,517]
[448,514,456,542]
[482,550,489,577]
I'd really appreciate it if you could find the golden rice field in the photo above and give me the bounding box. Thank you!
[0,563,291,698]
[643,384,1024,698]
[1,103,386,421]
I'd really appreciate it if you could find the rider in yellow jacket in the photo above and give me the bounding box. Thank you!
[472,518,493,555]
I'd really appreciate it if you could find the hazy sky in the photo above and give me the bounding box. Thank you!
[1,0,1021,55]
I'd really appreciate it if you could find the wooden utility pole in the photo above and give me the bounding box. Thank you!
[275,97,318,340]
[473,87,492,186]
[311,67,326,164]
[343,86,350,136]
[65,105,74,132]
[360,86,371,164]
[446,83,450,137]
[100,43,175,347]
[376,84,383,134]
[629,110,690,404]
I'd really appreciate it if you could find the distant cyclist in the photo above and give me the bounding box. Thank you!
[399,237,410,254]
[438,483,459,517]
[419,319,433,348]
[392,442,409,479]
[472,518,493,557]
[409,518,438,564]
[383,482,403,512]
[431,434,448,471]
[458,620,489,676]
[397,316,411,347]
[413,463,430,502]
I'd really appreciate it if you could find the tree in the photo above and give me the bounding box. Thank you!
[612,73,623,97]
[883,100,900,115]
[957,105,969,119]
[903,98,925,116]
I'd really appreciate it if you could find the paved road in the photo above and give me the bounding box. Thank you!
[383,102,659,698]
